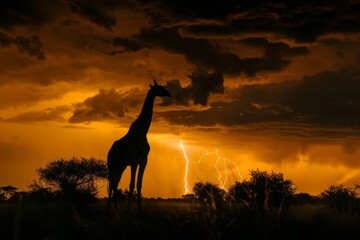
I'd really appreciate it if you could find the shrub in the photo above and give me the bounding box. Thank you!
[229,169,296,211]
[193,182,226,211]
[0,185,18,201]
[320,185,357,213]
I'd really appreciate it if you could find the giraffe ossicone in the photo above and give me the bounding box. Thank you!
[107,80,171,210]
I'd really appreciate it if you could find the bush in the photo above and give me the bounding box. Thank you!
[0,185,18,201]
[193,182,226,211]
[320,185,358,213]
[229,169,296,211]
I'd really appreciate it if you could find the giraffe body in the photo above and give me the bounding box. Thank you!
[108,135,150,167]
[107,81,171,210]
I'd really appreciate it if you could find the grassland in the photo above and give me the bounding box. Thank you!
[1,197,360,240]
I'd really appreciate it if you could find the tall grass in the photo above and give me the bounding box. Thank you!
[0,198,359,240]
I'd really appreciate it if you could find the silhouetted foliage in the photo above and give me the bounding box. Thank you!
[182,193,195,202]
[193,182,226,211]
[320,185,358,213]
[0,192,5,201]
[25,180,58,202]
[289,193,318,206]
[36,157,107,202]
[8,191,28,202]
[228,179,252,205]
[0,185,18,200]
[228,170,296,239]
[229,169,296,211]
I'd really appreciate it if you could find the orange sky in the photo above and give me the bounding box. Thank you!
[1,0,360,198]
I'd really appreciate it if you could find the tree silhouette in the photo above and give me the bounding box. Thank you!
[320,184,358,213]
[229,169,296,211]
[228,179,252,205]
[26,180,57,202]
[193,182,226,211]
[36,157,107,202]
[0,185,18,201]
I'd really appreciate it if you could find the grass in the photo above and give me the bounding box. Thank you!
[1,198,360,240]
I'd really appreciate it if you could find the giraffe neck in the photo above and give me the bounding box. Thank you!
[129,90,155,136]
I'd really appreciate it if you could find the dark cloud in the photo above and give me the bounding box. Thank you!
[62,19,79,27]
[0,32,13,47]
[70,88,125,123]
[0,0,127,32]
[160,79,191,106]
[4,106,70,123]
[0,0,65,30]
[103,37,143,55]
[158,68,360,136]
[14,35,46,60]
[139,0,241,25]
[66,0,117,31]
[107,27,292,105]
[161,0,360,43]
[0,32,45,60]
[240,38,310,57]
[135,27,290,76]
[189,69,224,105]
[69,88,145,123]
[161,68,224,106]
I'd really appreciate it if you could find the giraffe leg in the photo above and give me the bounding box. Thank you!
[106,178,113,211]
[128,164,138,210]
[112,170,123,209]
[107,172,116,211]
[108,166,126,210]
[137,159,148,210]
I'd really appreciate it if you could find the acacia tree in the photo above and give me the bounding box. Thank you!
[36,157,107,201]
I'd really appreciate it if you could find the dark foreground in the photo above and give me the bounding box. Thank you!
[0,199,359,240]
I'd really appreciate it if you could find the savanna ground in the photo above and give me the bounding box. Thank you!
[1,197,360,240]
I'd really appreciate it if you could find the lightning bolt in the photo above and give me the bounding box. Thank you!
[179,140,190,195]
[199,148,242,190]
[178,141,243,194]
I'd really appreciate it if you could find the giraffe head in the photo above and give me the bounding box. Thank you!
[149,80,172,97]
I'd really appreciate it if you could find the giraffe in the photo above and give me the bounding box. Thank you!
[107,80,171,210]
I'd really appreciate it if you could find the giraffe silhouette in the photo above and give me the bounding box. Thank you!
[107,80,171,210]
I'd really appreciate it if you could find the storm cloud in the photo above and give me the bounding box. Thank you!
[69,88,145,123]
[109,27,293,76]
[0,32,45,60]
[240,37,310,58]
[161,68,224,106]
[66,0,117,31]
[1,0,360,134]
[0,0,64,30]
[107,27,294,105]
[4,106,70,123]
[155,0,360,43]
[159,68,360,136]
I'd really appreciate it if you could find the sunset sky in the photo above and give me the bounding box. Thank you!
[1,0,360,198]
